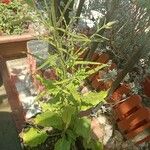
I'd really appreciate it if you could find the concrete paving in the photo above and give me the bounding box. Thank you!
[0,86,22,150]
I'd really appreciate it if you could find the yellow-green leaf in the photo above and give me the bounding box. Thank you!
[22,128,48,147]
[34,111,63,129]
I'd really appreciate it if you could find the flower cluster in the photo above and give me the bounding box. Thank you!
[1,0,11,4]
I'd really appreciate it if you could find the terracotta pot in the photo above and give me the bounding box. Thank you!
[91,52,100,61]
[91,75,100,89]
[96,53,110,64]
[110,84,131,102]
[90,53,110,70]
[0,34,35,60]
[142,76,150,97]
[117,107,150,131]
[115,95,142,121]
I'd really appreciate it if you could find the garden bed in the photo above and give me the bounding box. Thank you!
[4,41,149,149]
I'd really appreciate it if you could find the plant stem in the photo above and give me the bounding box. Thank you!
[107,48,143,98]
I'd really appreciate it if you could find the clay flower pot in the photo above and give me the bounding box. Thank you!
[110,84,131,102]
[112,93,150,145]
[88,52,117,91]
[96,53,110,64]
[115,95,142,121]
[142,76,150,97]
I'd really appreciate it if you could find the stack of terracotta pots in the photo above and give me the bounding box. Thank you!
[110,85,150,145]
[88,52,150,145]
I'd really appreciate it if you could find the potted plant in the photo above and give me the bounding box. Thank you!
[19,0,117,149]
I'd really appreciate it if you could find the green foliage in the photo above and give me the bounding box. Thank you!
[54,136,71,150]
[0,0,31,35]
[84,139,103,150]
[21,0,112,149]
[74,117,91,140]
[35,111,63,130]
[21,128,48,147]
[81,91,108,111]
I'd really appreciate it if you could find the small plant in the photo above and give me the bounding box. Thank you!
[21,0,115,149]
[0,0,31,35]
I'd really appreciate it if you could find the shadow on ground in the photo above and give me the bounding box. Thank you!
[0,111,22,150]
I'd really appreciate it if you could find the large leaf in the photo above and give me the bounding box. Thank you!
[81,91,107,111]
[74,117,91,140]
[36,75,59,95]
[66,129,77,140]
[22,127,48,147]
[40,102,60,112]
[34,111,63,129]
[62,105,76,128]
[54,136,71,150]
[66,83,81,102]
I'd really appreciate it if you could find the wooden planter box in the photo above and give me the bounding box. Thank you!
[0,33,35,132]
[0,34,35,60]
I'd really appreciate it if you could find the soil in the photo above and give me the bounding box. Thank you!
[0,86,22,150]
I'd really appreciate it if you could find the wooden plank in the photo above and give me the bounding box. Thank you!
[0,41,27,60]
[0,33,36,60]
[0,33,35,44]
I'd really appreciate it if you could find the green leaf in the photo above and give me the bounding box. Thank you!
[36,75,59,95]
[62,106,76,127]
[84,139,103,150]
[40,102,60,112]
[66,83,81,102]
[86,64,107,76]
[54,136,71,150]
[81,91,107,111]
[75,61,101,65]
[74,117,91,140]
[66,129,77,140]
[37,54,58,70]
[104,21,117,29]
[22,127,48,147]
[34,111,63,129]
[24,0,34,7]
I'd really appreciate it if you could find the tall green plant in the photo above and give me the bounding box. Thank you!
[21,0,114,149]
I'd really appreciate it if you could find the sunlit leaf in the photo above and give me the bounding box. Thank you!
[34,111,63,129]
[74,117,91,140]
[62,105,76,127]
[22,127,48,147]
[54,136,71,150]
[81,91,108,111]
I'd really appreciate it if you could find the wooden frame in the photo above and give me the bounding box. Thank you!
[0,34,35,60]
